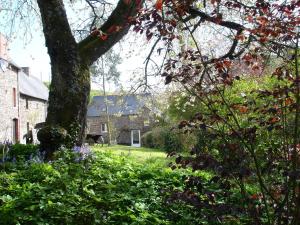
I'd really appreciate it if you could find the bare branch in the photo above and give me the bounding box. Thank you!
[185,7,245,31]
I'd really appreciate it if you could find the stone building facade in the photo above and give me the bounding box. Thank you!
[0,34,48,144]
[86,95,153,146]
[0,59,20,143]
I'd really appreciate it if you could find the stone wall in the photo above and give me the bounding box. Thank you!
[19,94,47,144]
[86,108,152,145]
[0,63,20,143]
[0,62,48,144]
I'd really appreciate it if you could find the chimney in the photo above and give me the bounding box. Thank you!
[0,34,9,60]
[22,67,30,76]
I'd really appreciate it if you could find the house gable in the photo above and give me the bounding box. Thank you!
[86,94,154,146]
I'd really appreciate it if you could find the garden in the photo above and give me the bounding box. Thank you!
[0,144,213,225]
[1,73,300,224]
[0,0,299,224]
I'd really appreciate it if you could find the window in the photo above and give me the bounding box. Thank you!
[26,98,29,109]
[144,119,150,127]
[129,115,137,120]
[13,88,16,107]
[12,118,19,143]
[101,123,107,133]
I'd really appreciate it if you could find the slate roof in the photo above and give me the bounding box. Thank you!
[87,94,150,117]
[1,57,48,101]
[19,72,49,101]
[0,57,20,72]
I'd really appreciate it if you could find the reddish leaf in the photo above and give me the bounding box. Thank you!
[268,117,280,124]
[155,0,163,11]
[223,60,232,69]
[250,193,260,200]
[242,54,253,61]
[233,105,248,113]
[285,97,293,106]
[99,34,108,41]
[257,16,268,26]
[238,106,248,113]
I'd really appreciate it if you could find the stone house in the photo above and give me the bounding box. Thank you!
[0,35,48,144]
[86,94,154,147]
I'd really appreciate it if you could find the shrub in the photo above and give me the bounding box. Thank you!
[151,127,167,149]
[162,128,184,153]
[142,126,196,153]
[141,131,154,148]
[0,150,209,225]
[86,138,95,146]
[8,144,39,161]
[142,127,165,149]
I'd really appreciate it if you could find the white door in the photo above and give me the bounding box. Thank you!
[131,130,141,147]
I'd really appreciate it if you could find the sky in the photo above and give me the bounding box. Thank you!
[0,0,164,93]
[8,33,51,82]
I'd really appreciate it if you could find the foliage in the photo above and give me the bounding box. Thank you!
[0,147,218,225]
[7,144,39,161]
[162,128,185,153]
[163,73,300,223]
[90,49,122,85]
[142,126,196,153]
[135,0,300,223]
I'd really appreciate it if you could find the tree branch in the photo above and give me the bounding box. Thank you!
[37,0,77,59]
[185,7,245,31]
[78,0,143,65]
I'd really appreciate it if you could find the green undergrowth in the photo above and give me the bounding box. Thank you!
[0,149,211,225]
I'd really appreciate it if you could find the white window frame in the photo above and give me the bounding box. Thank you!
[131,129,141,147]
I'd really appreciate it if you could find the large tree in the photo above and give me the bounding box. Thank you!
[33,0,143,158]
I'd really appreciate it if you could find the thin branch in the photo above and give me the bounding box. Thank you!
[185,7,245,31]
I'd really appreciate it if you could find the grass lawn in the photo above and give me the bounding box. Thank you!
[92,144,169,166]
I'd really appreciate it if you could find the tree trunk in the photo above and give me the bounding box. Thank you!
[35,0,143,159]
[35,0,89,159]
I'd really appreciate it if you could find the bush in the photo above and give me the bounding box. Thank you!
[86,138,95,146]
[0,150,209,225]
[8,144,39,161]
[162,129,183,153]
[141,131,154,148]
[142,126,196,153]
[142,127,165,149]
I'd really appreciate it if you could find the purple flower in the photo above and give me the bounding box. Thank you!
[72,145,93,161]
